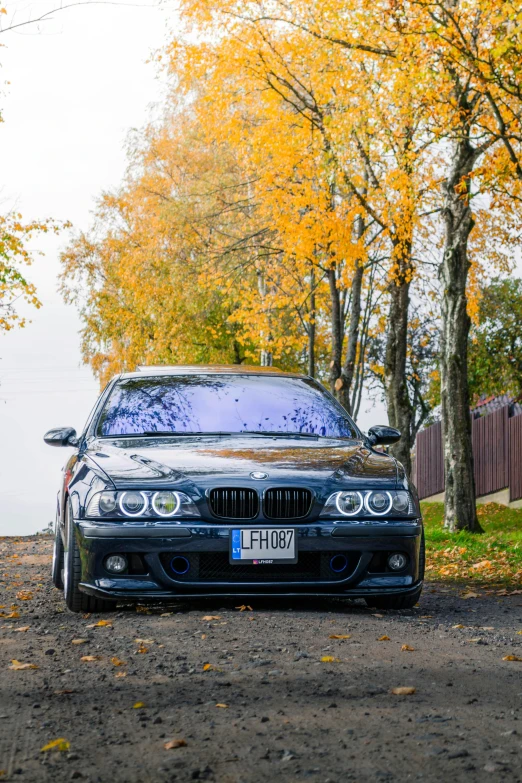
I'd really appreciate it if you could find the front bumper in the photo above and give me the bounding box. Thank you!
[76,519,423,601]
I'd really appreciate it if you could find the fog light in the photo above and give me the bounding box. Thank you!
[388,552,407,571]
[105,554,128,574]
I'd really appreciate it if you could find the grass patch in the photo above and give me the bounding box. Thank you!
[422,501,522,585]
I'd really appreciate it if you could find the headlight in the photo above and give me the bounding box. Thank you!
[364,491,392,516]
[86,490,200,519]
[321,490,417,518]
[336,491,363,516]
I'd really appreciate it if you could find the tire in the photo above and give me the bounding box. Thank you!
[365,530,425,611]
[51,517,64,590]
[63,501,116,614]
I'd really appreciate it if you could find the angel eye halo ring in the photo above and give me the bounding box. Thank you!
[152,491,181,517]
[364,490,393,516]
[118,491,148,517]
[335,491,363,516]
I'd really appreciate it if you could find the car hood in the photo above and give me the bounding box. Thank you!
[86,435,398,492]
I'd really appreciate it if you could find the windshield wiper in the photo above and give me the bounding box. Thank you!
[241,431,320,439]
[120,431,234,437]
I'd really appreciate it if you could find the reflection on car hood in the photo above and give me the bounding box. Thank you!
[87,435,398,490]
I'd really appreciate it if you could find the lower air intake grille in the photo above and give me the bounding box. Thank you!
[264,488,313,519]
[209,488,259,519]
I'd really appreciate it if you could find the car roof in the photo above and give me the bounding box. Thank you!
[119,364,307,380]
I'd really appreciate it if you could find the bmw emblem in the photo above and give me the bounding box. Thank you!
[250,471,269,480]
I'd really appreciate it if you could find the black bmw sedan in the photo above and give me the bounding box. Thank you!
[45,365,424,613]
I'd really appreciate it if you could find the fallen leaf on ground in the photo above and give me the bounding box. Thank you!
[16,591,33,601]
[215,703,229,708]
[137,645,148,654]
[461,591,480,600]
[164,738,187,750]
[401,645,415,652]
[516,631,522,636]
[452,624,465,629]
[134,638,154,645]
[0,611,20,619]
[391,687,416,695]
[9,660,38,670]
[133,702,146,709]
[329,635,351,640]
[71,639,88,645]
[111,657,126,667]
[201,634,206,640]
[236,605,253,612]
[160,612,173,617]
[503,655,522,662]
[203,663,218,671]
[321,656,340,663]
[80,655,102,662]
[115,671,127,678]
[40,738,70,752]
[87,620,112,628]
[202,615,221,621]
[378,635,390,641]
[136,605,152,613]
[14,626,30,632]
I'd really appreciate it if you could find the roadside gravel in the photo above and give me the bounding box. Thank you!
[1,536,521,782]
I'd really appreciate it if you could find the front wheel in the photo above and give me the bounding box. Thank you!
[51,517,64,590]
[63,501,116,614]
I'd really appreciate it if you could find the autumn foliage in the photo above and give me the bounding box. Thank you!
[58,0,522,531]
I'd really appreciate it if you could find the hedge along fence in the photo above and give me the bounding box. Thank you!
[413,404,522,502]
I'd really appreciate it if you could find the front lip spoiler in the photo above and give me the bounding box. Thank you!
[79,581,422,602]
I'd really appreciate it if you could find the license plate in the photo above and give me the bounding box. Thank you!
[230,528,297,564]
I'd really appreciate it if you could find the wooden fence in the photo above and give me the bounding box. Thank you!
[414,405,522,502]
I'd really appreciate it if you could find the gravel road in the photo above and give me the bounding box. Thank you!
[1,535,522,783]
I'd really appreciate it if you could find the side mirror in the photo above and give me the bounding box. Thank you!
[367,425,401,446]
[44,427,79,448]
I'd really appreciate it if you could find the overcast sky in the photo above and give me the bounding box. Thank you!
[0,0,387,536]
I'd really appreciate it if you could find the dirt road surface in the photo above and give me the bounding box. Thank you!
[1,535,522,783]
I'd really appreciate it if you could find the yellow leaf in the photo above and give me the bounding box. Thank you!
[329,635,351,640]
[321,656,340,663]
[71,638,88,645]
[87,619,112,628]
[452,624,465,629]
[14,626,30,632]
[133,702,146,709]
[9,659,38,670]
[203,663,217,671]
[202,615,221,621]
[40,738,70,752]
[503,655,522,662]
[516,631,522,636]
[137,645,148,654]
[111,657,126,667]
[80,655,101,662]
[201,634,206,640]
[236,605,253,611]
[378,635,390,641]
[215,703,229,708]
[115,671,127,678]
[134,638,154,645]
[391,687,416,695]
[461,591,480,600]
[16,591,33,601]
[164,738,187,749]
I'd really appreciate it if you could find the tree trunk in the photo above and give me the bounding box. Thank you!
[328,265,343,394]
[384,240,412,478]
[338,260,363,415]
[308,265,316,378]
[440,137,483,533]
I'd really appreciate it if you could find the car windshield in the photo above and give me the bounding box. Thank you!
[96,374,358,439]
